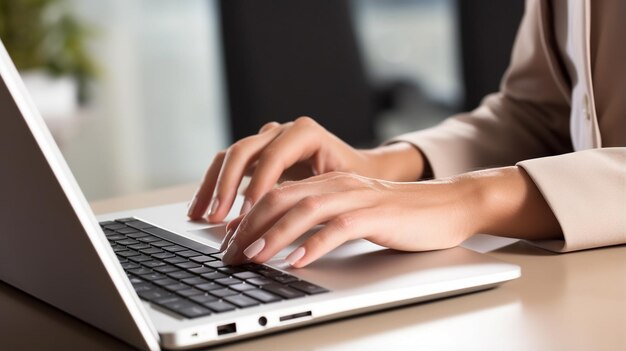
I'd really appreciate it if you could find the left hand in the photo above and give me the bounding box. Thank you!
[221,171,479,267]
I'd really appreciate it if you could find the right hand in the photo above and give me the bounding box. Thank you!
[187,116,380,223]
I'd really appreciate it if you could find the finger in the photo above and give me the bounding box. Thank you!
[220,215,244,251]
[288,209,376,268]
[188,151,226,219]
[207,127,283,223]
[242,118,322,214]
[259,121,281,133]
[224,189,372,265]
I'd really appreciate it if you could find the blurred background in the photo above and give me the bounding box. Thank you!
[0,0,523,201]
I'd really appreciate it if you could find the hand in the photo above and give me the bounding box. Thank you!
[187,116,425,224]
[221,166,563,267]
[221,171,477,267]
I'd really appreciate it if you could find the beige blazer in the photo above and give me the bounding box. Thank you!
[390,0,625,252]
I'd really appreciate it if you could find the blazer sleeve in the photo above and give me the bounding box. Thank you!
[386,1,626,252]
[387,0,573,178]
[517,148,626,252]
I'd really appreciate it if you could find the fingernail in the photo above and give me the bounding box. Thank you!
[220,227,235,251]
[243,238,265,259]
[223,241,238,263]
[187,197,198,216]
[240,199,252,215]
[208,197,219,217]
[286,247,305,266]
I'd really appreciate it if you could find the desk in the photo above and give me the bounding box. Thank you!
[1,183,624,351]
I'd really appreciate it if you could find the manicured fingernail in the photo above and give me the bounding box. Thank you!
[223,241,238,263]
[208,197,219,217]
[243,238,265,259]
[240,199,252,215]
[286,247,305,266]
[187,197,198,216]
[220,227,235,251]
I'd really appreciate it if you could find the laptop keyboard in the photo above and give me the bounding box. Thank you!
[100,218,328,319]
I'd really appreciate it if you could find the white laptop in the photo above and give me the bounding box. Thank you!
[0,40,520,350]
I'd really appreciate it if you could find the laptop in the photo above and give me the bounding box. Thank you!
[0,39,520,350]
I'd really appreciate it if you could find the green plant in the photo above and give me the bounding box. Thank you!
[0,0,96,102]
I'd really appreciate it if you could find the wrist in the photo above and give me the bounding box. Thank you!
[458,166,562,240]
[361,142,426,181]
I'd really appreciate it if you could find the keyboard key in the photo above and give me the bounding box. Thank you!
[233,271,261,280]
[244,289,281,303]
[163,245,186,253]
[205,260,227,269]
[117,239,140,246]
[189,294,218,304]
[116,228,139,235]
[177,288,204,297]
[164,283,191,292]
[215,277,243,286]
[117,250,140,258]
[190,255,215,263]
[128,267,153,275]
[177,250,202,258]
[189,267,213,274]
[177,305,212,318]
[140,248,163,255]
[99,221,116,226]
[104,224,127,230]
[128,243,151,250]
[175,262,201,270]
[141,260,166,268]
[138,236,160,243]
[107,234,127,241]
[115,218,136,223]
[159,298,211,318]
[152,240,174,248]
[112,245,127,253]
[165,257,187,264]
[138,288,174,302]
[200,272,227,281]
[225,294,260,308]
[181,277,209,286]
[153,278,179,287]
[127,232,149,239]
[204,300,236,313]
[121,262,140,270]
[140,272,166,281]
[167,271,194,280]
[126,221,155,230]
[217,267,245,275]
[153,265,180,274]
[273,274,299,284]
[152,252,175,259]
[231,283,256,292]
[246,277,274,286]
[132,282,155,293]
[129,254,153,263]
[195,283,222,292]
[289,281,328,295]
[129,276,145,285]
[210,288,238,298]
[262,284,305,299]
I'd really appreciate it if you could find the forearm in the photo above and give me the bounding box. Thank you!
[459,166,563,241]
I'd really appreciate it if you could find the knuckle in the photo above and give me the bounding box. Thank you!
[259,121,279,133]
[294,116,317,127]
[262,188,285,207]
[332,214,354,231]
[298,196,322,213]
